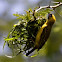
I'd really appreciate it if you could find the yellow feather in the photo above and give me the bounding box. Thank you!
[35,23,47,48]
[35,14,56,48]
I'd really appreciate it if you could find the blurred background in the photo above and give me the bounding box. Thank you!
[0,0,62,62]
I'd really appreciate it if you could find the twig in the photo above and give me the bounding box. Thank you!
[35,2,62,12]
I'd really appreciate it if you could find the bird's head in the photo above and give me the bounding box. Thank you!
[48,13,56,23]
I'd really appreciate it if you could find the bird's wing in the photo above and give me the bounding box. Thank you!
[35,23,47,48]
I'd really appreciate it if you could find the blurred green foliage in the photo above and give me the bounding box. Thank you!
[0,55,24,62]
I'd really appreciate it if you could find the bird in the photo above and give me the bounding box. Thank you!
[26,13,56,56]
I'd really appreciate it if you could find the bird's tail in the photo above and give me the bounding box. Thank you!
[26,47,36,56]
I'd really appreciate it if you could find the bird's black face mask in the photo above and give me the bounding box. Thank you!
[48,13,52,19]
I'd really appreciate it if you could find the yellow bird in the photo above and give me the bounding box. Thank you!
[26,13,56,56]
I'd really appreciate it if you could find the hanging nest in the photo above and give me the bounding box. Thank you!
[4,8,53,56]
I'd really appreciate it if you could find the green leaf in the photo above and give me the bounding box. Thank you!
[4,37,17,41]
[13,13,20,17]
[3,41,6,49]
[28,8,33,12]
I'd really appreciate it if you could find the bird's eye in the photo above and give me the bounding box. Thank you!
[48,13,52,19]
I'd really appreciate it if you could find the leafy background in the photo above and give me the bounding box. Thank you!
[0,0,62,62]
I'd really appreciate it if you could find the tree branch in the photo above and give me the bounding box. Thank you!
[35,2,62,12]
